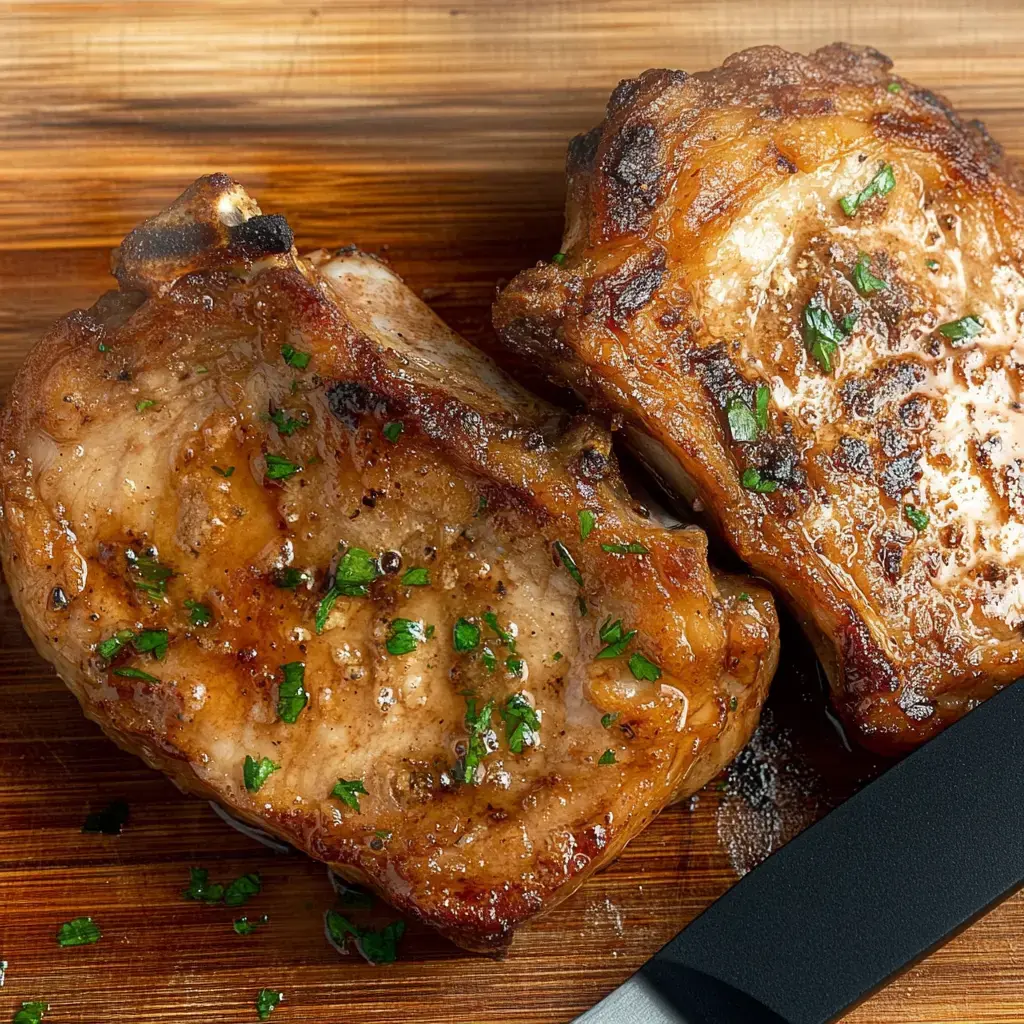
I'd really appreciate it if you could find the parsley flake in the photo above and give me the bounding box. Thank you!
[937,315,984,344]
[334,547,379,596]
[887,81,902,93]
[740,468,779,494]
[112,666,160,683]
[255,988,283,1021]
[551,252,567,265]
[628,652,662,682]
[133,628,168,660]
[386,618,429,656]
[453,618,481,652]
[904,505,929,531]
[600,541,649,555]
[852,253,888,295]
[233,914,269,935]
[578,509,597,540]
[269,408,307,437]
[755,384,770,431]
[553,540,583,586]
[325,910,406,965]
[13,1002,48,1024]
[213,465,235,478]
[460,696,495,784]
[126,548,174,601]
[401,567,430,586]
[277,662,308,723]
[281,343,311,369]
[925,259,940,271]
[243,755,281,793]
[595,618,637,659]
[314,589,338,634]
[56,917,101,947]
[135,399,156,413]
[182,868,225,903]
[184,599,212,627]
[598,749,617,766]
[223,873,261,907]
[482,611,515,649]
[839,163,895,216]
[272,567,309,589]
[726,394,757,443]
[382,421,404,443]
[601,712,620,729]
[264,453,301,481]
[501,693,541,753]
[801,302,847,373]
[96,629,135,661]
[330,778,368,812]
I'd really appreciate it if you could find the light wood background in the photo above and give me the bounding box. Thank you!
[3,2,1024,1021]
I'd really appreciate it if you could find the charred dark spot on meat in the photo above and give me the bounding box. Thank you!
[880,451,921,499]
[326,381,388,429]
[573,444,610,482]
[878,425,909,458]
[229,214,294,260]
[685,342,749,410]
[567,126,602,177]
[878,535,905,583]
[586,247,667,325]
[601,122,662,235]
[755,431,806,488]
[840,359,926,419]
[833,436,873,477]
[840,616,901,697]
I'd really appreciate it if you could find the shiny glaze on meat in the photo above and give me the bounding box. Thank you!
[494,44,1024,754]
[0,176,778,952]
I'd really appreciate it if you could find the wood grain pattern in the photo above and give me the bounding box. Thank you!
[3,2,1024,1021]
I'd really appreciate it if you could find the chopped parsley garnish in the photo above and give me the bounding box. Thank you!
[937,315,984,344]
[255,988,283,1021]
[551,252,567,265]
[325,910,406,965]
[183,867,225,903]
[628,652,662,682]
[740,468,779,494]
[755,384,770,431]
[400,567,430,586]
[82,799,129,835]
[338,885,374,909]
[56,917,101,947]
[739,592,752,602]
[501,693,541,753]
[596,618,637,659]
[578,509,597,540]
[96,629,135,660]
[269,408,307,437]
[233,914,269,936]
[112,666,160,683]
[13,1002,48,1024]
[213,465,235,478]
[277,662,308,723]
[839,163,895,216]
[552,651,563,662]
[184,599,212,627]
[386,618,429,656]
[578,596,588,617]
[925,259,940,271]
[726,395,757,442]
[453,618,481,652]
[887,81,902,93]
[553,540,583,586]
[460,697,495,784]
[598,749,616,766]
[481,646,497,672]
[330,778,368,812]
[272,567,309,589]
[801,301,847,373]
[505,655,525,678]
[729,696,739,711]
[600,541,649,555]
[281,343,311,369]
[904,505,929,531]
[852,253,888,295]
[334,547,379,596]
[601,712,620,729]
[133,628,168,660]
[382,421,404,443]
[243,755,281,793]
[264,453,301,481]
[482,611,515,649]
[135,399,156,413]
[314,590,338,634]
[126,548,174,600]
[223,873,261,907]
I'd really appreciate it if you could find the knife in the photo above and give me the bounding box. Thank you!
[574,679,1024,1023]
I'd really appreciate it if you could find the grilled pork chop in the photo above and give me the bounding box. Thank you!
[0,175,778,952]
[495,44,1024,755]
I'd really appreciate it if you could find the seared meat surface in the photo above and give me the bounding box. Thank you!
[0,175,778,952]
[494,44,1024,754]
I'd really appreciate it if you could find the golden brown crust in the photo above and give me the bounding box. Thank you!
[495,45,1024,754]
[0,176,778,952]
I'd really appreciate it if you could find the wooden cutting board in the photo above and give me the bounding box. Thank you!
[3,2,1024,1021]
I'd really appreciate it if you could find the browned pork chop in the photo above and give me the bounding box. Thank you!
[0,175,778,952]
[495,44,1024,755]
